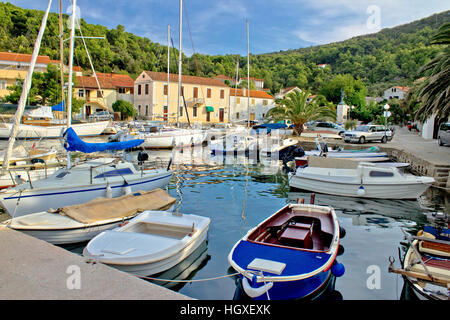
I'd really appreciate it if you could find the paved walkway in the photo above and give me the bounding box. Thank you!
[0,227,192,300]
[387,126,450,166]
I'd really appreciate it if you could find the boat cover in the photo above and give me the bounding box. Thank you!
[51,101,65,112]
[252,123,288,134]
[63,127,144,153]
[58,188,176,224]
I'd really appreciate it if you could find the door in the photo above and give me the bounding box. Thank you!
[85,105,91,117]
[163,106,168,122]
[250,113,255,121]
[206,111,211,122]
[219,108,224,122]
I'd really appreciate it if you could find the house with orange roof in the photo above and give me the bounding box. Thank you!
[215,74,237,86]
[73,72,135,119]
[229,88,275,122]
[383,86,410,100]
[134,70,230,124]
[239,76,264,90]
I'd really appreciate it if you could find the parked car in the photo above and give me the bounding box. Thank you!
[89,111,113,121]
[437,122,450,146]
[344,124,393,144]
[307,121,346,137]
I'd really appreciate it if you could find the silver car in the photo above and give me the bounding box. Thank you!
[437,122,450,146]
[344,124,393,144]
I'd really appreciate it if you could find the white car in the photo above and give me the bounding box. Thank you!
[344,125,393,144]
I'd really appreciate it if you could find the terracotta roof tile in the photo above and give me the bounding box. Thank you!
[0,51,51,64]
[75,75,115,89]
[230,88,274,99]
[143,71,228,87]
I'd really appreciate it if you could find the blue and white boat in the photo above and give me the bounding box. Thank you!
[228,203,345,300]
[0,128,173,217]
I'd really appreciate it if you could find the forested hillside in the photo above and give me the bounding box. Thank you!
[0,2,448,97]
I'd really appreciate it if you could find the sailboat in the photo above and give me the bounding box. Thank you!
[0,0,173,218]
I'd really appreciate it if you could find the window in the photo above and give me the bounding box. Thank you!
[207,88,211,98]
[118,87,126,94]
[220,89,224,99]
[180,106,183,117]
[236,112,239,119]
[138,84,141,95]
[193,87,198,98]
[97,90,103,98]
[0,80,7,90]
[236,98,240,104]
[138,105,141,115]
[145,84,149,95]
[369,171,394,177]
[78,89,84,98]
[193,106,198,117]
[145,105,149,116]
[263,100,268,106]
[164,85,168,95]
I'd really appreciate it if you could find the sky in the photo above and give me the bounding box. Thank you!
[3,0,450,56]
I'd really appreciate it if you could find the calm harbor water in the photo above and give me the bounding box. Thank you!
[1,137,448,300]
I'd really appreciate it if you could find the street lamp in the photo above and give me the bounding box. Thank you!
[383,104,390,142]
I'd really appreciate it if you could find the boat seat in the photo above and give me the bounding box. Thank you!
[278,223,313,249]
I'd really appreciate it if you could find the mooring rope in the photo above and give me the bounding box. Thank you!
[137,272,240,283]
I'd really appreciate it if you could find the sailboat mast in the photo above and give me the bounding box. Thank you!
[59,0,65,105]
[66,0,77,169]
[246,20,250,128]
[1,0,53,174]
[167,24,170,119]
[177,0,182,128]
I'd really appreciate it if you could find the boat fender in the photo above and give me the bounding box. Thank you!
[242,276,273,298]
[337,245,345,256]
[122,185,131,195]
[331,261,345,277]
[105,183,112,198]
[339,226,346,239]
[357,185,365,196]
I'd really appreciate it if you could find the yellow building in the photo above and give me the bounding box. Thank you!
[74,73,134,119]
[0,52,51,98]
[134,71,230,124]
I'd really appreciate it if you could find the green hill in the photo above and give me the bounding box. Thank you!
[0,2,448,97]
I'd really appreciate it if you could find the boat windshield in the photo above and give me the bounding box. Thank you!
[356,125,369,132]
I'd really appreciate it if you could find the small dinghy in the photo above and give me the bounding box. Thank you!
[4,189,176,245]
[83,210,211,277]
[228,202,345,300]
[389,225,450,300]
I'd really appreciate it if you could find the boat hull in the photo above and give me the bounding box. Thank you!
[288,173,431,199]
[101,227,209,276]
[141,132,205,149]
[10,219,130,245]
[0,121,110,139]
[0,171,173,217]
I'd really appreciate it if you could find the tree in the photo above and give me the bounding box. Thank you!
[265,90,336,136]
[412,23,450,122]
[319,74,367,108]
[112,100,136,119]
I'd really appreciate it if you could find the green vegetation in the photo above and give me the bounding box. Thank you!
[112,100,136,119]
[266,91,336,136]
[407,23,450,122]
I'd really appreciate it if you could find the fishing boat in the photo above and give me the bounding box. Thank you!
[289,156,435,200]
[0,128,172,218]
[3,188,176,245]
[228,202,344,300]
[389,225,450,300]
[83,210,211,277]
[0,145,57,166]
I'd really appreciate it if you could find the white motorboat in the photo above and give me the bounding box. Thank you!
[209,133,258,155]
[3,188,176,245]
[0,145,57,165]
[288,156,435,199]
[0,156,173,218]
[139,127,206,149]
[83,210,211,277]
[259,138,299,159]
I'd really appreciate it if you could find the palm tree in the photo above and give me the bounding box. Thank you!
[412,22,450,122]
[265,90,336,136]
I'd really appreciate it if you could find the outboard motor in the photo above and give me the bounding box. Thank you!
[280,146,305,172]
[137,151,149,166]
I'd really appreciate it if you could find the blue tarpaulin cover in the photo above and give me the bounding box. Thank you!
[63,127,144,153]
[252,123,288,134]
[51,101,65,112]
